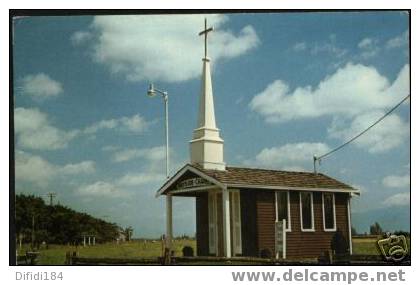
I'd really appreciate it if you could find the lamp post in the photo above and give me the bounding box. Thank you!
[147,83,172,249]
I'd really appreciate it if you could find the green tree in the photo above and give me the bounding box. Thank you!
[370,222,383,235]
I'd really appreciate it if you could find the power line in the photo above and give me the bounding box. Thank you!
[313,94,410,172]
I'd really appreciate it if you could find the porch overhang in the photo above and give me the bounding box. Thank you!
[155,164,226,197]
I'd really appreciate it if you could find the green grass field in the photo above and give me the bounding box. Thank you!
[18,239,196,265]
[17,237,409,265]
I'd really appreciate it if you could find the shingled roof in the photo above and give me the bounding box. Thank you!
[157,164,357,196]
[194,164,354,190]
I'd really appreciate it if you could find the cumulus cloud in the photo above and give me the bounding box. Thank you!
[14,107,78,150]
[59,161,96,175]
[70,30,92,45]
[83,114,150,134]
[382,192,409,207]
[249,63,409,153]
[112,145,166,163]
[76,181,127,197]
[382,174,410,188]
[291,35,347,59]
[14,107,150,150]
[245,142,330,171]
[292,42,307,52]
[73,15,259,82]
[15,150,95,187]
[117,172,165,187]
[328,112,409,153]
[250,63,409,123]
[386,30,409,49]
[20,73,63,101]
[357,37,380,59]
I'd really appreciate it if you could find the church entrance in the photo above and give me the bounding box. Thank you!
[208,190,242,257]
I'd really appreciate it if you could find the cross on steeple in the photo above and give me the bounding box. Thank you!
[198,18,214,58]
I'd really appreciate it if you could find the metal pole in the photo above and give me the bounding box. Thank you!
[31,215,35,249]
[164,93,169,179]
[164,93,172,250]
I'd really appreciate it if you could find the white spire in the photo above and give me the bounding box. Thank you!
[190,19,225,171]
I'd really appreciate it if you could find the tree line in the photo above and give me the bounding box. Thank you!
[15,194,121,246]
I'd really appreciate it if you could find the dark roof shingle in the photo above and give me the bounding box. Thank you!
[193,164,354,190]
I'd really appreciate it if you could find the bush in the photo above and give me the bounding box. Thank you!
[260,248,272,259]
[331,229,348,255]
[182,246,194,257]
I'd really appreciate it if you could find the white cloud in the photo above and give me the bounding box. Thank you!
[59,161,96,175]
[117,172,165,187]
[357,37,380,59]
[15,150,56,187]
[250,63,409,123]
[112,146,165,163]
[292,42,306,52]
[249,63,409,154]
[310,35,347,58]
[15,150,96,187]
[70,30,92,45]
[74,15,259,82]
[358,38,374,49]
[246,142,330,171]
[84,114,150,134]
[14,108,150,150]
[386,30,408,49]
[382,192,409,207]
[76,181,127,198]
[14,107,78,150]
[20,73,63,100]
[382,174,410,188]
[328,111,409,153]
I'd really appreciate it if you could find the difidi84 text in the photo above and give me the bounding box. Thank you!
[16,271,63,281]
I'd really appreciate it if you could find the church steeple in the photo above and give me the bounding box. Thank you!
[190,19,226,171]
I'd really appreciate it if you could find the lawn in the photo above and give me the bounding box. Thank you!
[17,236,409,265]
[17,239,196,265]
[352,236,411,255]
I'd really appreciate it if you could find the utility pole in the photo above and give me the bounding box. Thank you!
[31,214,35,250]
[46,192,56,206]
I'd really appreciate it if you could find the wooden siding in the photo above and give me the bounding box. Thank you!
[286,192,350,258]
[196,192,209,256]
[253,190,350,259]
[256,191,276,257]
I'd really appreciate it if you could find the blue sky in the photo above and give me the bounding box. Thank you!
[13,12,410,237]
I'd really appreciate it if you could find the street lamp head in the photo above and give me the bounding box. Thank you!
[147,83,156,97]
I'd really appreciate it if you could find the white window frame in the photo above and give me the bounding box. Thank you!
[322,192,336,232]
[275,191,291,232]
[300,192,315,232]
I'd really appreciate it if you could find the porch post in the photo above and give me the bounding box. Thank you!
[166,194,173,249]
[222,187,231,257]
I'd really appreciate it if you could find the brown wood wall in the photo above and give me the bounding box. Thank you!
[286,192,350,258]
[196,192,209,256]
[256,191,276,256]
[255,190,350,259]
